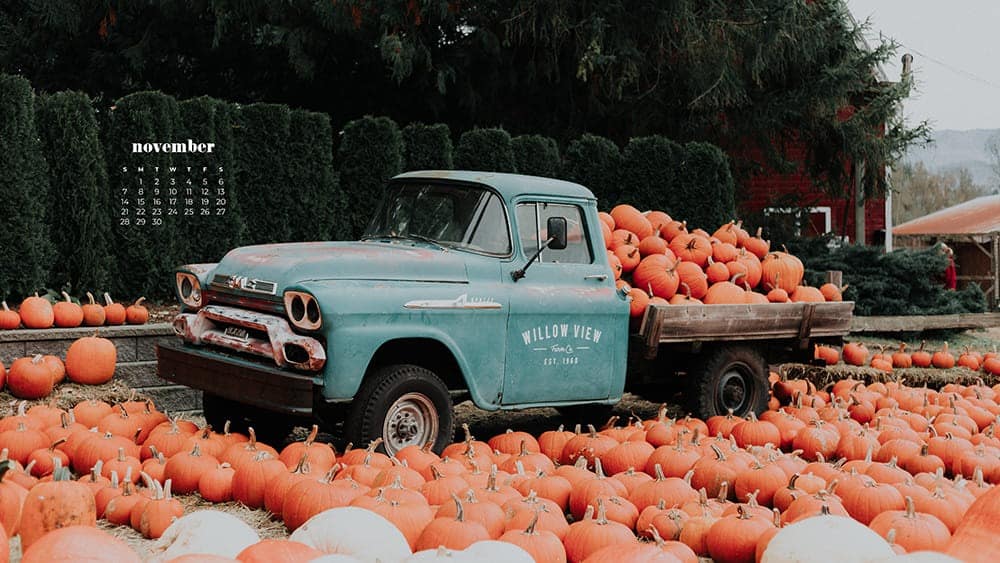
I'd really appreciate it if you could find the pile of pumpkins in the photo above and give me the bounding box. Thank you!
[600,205,845,320]
[814,341,1000,376]
[0,335,118,399]
[2,379,999,562]
[0,292,148,330]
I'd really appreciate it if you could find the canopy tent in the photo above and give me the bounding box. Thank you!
[893,195,1000,309]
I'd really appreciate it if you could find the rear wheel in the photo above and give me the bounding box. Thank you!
[345,364,454,456]
[687,345,769,419]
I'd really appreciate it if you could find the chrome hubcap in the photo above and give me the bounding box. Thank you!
[383,392,438,455]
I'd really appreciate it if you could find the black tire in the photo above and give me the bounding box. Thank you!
[687,345,769,419]
[201,392,296,447]
[345,364,454,456]
[556,403,616,428]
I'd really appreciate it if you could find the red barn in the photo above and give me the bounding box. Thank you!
[739,138,888,246]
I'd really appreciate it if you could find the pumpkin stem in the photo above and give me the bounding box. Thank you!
[523,508,541,535]
[304,424,319,446]
[594,497,609,525]
[452,495,465,522]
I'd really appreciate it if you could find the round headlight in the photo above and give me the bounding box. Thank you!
[290,295,305,321]
[176,273,202,308]
[284,291,322,330]
[306,298,321,324]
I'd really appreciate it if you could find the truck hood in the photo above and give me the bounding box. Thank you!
[215,241,468,285]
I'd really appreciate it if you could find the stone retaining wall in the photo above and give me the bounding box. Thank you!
[0,323,201,413]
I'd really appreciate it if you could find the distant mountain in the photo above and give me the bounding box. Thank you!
[903,129,999,188]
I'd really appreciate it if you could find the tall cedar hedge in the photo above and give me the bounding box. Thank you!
[35,90,112,294]
[562,134,624,209]
[287,110,338,241]
[236,103,292,244]
[106,91,182,298]
[338,115,404,239]
[402,122,453,171]
[178,96,244,263]
[0,74,53,299]
[512,134,561,178]
[677,142,736,231]
[621,135,682,217]
[454,128,516,173]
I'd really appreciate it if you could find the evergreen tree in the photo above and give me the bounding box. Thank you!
[402,122,453,171]
[35,90,112,294]
[512,134,561,178]
[562,134,624,209]
[105,90,182,298]
[235,103,292,244]
[0,74,53,298]
[677,142,736,231]
[621,136,683,217]
[287,109,338,241]
[337,115,403,239]
[178,96,244,262]
[455,128,516,173]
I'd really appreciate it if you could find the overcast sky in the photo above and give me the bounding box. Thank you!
[846,0,1000,131]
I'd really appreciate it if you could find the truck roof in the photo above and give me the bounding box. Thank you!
[393,170,596,202]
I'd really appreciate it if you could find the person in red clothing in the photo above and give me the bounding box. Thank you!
[941,243,957,290]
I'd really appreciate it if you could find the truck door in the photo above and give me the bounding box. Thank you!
[501,200,626,405]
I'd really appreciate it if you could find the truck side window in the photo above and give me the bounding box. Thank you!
[516,202,592,264]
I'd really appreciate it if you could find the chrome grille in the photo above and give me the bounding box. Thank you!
[211,274,278,295]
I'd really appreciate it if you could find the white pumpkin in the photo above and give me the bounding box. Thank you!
[404,547,474,561]
[290,507,412,563]
[462,541,534,563]
[148,509,260,562]
[762,515,894,563]
[308,556,367,563]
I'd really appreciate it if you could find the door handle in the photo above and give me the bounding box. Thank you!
[584,274,608,281]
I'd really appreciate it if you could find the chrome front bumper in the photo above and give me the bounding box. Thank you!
[173,305,326,371]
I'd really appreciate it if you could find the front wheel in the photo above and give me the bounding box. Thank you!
[345,364,455,456]
[687,345,769,419]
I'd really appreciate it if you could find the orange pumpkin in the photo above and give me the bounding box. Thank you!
[7,355,54,399]
[19,294,54,329]
[932,342,956,369]
[81,292,106,326]
[20,525,141,563]
[103,293,126,325]
[125,297,149,325]
[53,292,84,328]
[65,336,117,385]
[0,301,21,329]
[18,462,97,550]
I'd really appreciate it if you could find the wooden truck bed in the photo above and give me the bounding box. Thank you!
[638,302,855,354]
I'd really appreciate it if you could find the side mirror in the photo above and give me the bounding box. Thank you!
[546,217,568,250]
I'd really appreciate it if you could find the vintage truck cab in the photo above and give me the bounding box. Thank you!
[158,171,631,454]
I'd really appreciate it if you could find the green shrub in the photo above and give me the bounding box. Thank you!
[178,96,244,262]
[105,90,183,298]
[620,135,682,216]
[235,103,292,244]
[402,122,453,171]
[0,74,53,299]
[677,142,736,231]
[562,134,623,208]
[454,127,516,173]
[337,115,404,239]
[512,134,561,178]
[288,109,338,241]
[788,239,987,316]
[35,90,111,294]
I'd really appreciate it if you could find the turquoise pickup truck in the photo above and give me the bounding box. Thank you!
[158,170,853,454]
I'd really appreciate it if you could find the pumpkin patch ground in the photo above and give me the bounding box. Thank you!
[0,328,998,561]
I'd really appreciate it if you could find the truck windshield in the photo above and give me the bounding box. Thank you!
[363,182,512,255]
